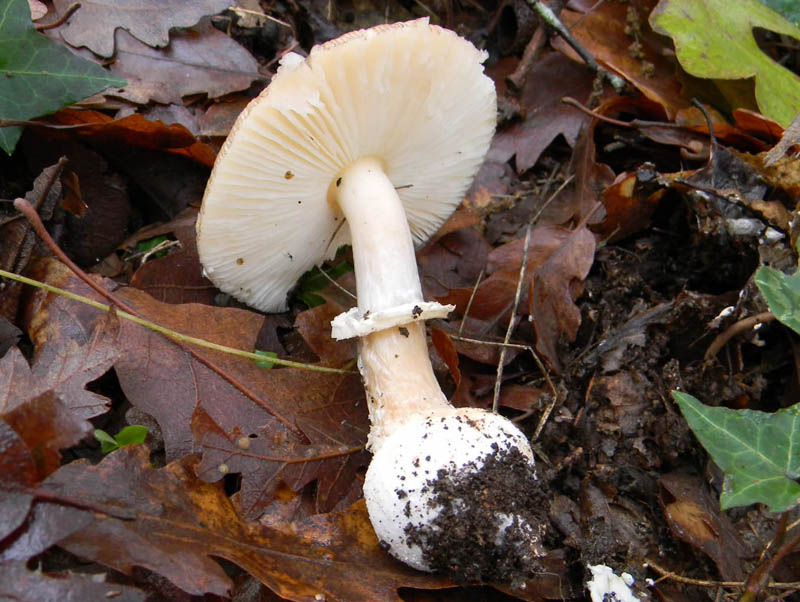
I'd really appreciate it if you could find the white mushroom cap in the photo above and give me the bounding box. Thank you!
[196,18,497,312]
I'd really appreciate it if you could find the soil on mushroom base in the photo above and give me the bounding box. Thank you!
[405,446,548,586]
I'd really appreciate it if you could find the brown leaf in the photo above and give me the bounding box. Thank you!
[42,446,447,600]
[105,23,261,105]
[48,109,218,167]
[0,321,118,420]
[293,303,357,367]
[557,1,688,119]
[532,224,596,371]
[129,209,219,305]
[430,327,461,386]
[25,258,369,513]
[193,400,369,518]
[0,161,63,320]
[491,52,597,172]
[0,564,145,602]
[52,0,234,58]
[660,473,747,581]
[596,170,666,243]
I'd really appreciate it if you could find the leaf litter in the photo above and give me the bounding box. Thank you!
[2,0,800,600]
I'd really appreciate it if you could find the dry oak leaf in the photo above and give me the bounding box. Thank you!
[0,324,118,420]
[25,258,369,516]
[491,52,598,173]
[104,22,261,105]
[52,0,234,58]
[41,445,448,601]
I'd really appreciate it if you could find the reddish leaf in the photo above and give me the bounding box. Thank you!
[430,326,461,386]
[41,446,447,600]
[595,170,667,242]
[557,1,688,119]
[48,109,217,167]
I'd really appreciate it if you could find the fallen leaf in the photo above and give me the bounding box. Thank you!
[660,472,746,580]
[104,23,261,105]
[532,223,596,371]
[491,52,597,172]
[650,0,800,126]
[51,0,234,58]
[41,446,448,600]
[0,323,119,420]
[0,564,145,602]
[558,1,688,119]
[25,258,369,515]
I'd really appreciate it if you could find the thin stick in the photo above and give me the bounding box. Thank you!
[526,1,626,92]
[645,558,800,591]
[492,226,531,413]
[0,268,353,375]
[458,269,484,336]
[704,312,775,360]
[35,2,81,31]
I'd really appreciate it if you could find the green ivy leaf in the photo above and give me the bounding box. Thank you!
[758,0,800,25]
[0,0,127,154]
[673,392,800,512]
[94,425,148,453]
[650,0,800,126]
[755,264,800,335]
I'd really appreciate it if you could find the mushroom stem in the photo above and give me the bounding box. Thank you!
[332,156,449,451]
[333,156,424,313]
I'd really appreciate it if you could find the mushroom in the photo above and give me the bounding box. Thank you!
[197,19,544,582]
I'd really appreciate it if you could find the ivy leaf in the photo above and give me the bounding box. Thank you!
[673,392,800,512]
[0,0,127,154]
[650,0,800,126]
[755,264,800,335]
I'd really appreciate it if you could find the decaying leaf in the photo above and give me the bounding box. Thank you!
[41,446,448,601]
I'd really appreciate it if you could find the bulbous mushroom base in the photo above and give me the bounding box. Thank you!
[363,407,546,583]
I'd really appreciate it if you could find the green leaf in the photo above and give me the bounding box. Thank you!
[650,0,800,126]
[758,0,800,25]
[93,428,119,453]
[296,261,353,308]
[113,425,148,447]
[0,0,127,154]
[94,425,148,453]
[672,392,800,512]
[755,264,800,335]
[253,350,277,370]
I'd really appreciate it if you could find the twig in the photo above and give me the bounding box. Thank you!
[35,2,81,31]
[645,558,800,592]
[0,268,354,375]
[704,312,775,360]
[507,24,547,91]
[526,0,626,92]
[458,269,484,336]
[492,228,531,413]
